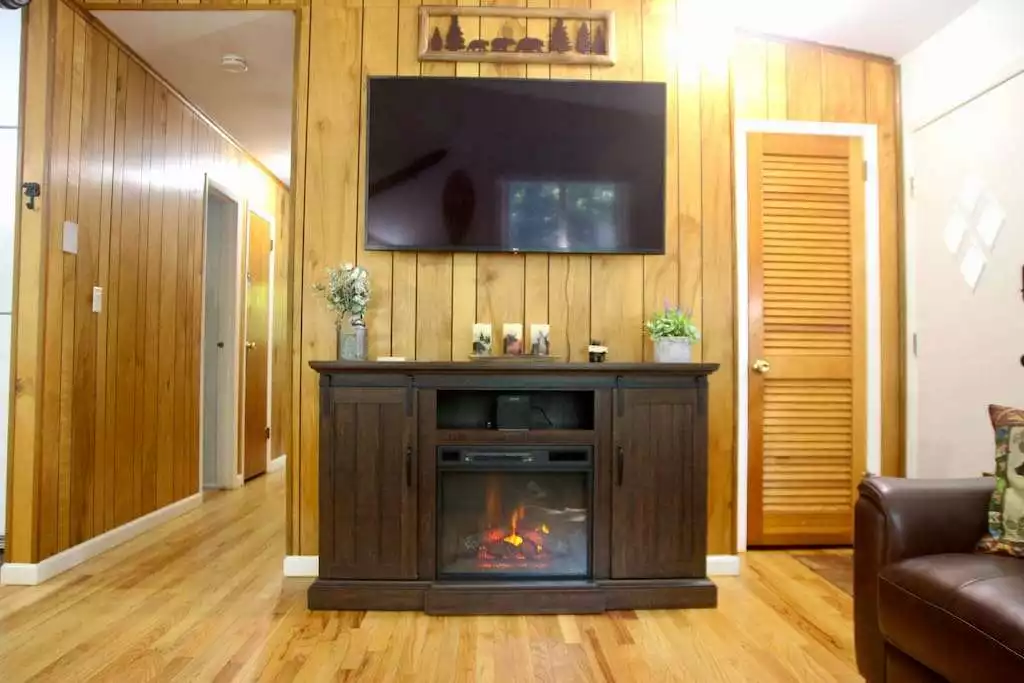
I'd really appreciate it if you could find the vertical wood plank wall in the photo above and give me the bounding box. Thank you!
[290,0,901,556]
[6,0,291,563]
[60,0,902,558]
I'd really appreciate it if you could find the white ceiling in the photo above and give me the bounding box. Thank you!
[725,0,978,58]
[94,11,294,184]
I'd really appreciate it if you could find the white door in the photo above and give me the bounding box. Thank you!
[0,11,23,543]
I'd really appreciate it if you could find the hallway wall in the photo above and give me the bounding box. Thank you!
[5,0,290,564]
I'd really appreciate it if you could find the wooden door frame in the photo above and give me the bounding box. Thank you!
[244,206,277,475]
[200,177,247,491]
[734,120,882,552]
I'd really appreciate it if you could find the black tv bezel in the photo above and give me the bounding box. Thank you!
[363,75,667,256]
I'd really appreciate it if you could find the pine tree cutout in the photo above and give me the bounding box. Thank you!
[576,22,592,54]
[549,18,571,53]
[429,27,443,52]
[593,24,607,55]
[444,16,466,51]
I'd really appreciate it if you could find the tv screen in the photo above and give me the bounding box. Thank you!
[365,77,666,254]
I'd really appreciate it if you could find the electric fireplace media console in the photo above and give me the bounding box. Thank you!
[309,361,718,615]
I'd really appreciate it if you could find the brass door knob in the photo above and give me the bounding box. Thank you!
[246,341,256,350]
[752,359,771,373]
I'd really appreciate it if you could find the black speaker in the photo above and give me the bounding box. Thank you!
[496,394,531,430]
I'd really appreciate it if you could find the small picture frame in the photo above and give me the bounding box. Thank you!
[502,323,524,355]
[530,324,551,356]
[472,323,493,356]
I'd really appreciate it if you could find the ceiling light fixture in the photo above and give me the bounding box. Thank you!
[221,54,249,74]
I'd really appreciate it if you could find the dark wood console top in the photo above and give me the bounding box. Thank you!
[311,361,719,375]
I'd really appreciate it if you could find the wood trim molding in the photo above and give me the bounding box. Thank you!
[64,0,291,190]
[7,0,57,566]
[75,1,304,12]
[0,493,202,585]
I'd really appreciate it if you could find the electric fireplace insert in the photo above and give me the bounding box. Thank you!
[436,447,592,580]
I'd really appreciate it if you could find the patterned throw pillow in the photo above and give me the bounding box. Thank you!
[978,405,1024,557]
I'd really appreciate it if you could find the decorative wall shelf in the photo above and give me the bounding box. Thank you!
[419,6,616,66]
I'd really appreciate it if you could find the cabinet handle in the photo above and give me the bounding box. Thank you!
[617,445,624,486]
[405,446,413,487]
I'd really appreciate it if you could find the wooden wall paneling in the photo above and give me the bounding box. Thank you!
[91,40,119,539]
[56,14,88,552]
[70,27,109,546]
[390,0,421,362]
[39,3,75,560]
[451,0,480,362]
[272,185,292,468]
[356,0,398,361]
[522,0,550,346]
[766,41,787,120]
[821,49,866,123]
[102,49,129,535]
[641,0,678,362]
[7,0,55,564]
[547,0,591,362]
[415,0,455,362]
[136,76,159,518]
[298,1,364,553]
[732,37,767,120]
[866,60,901,476]
[676,0,701,362]
[170,98,190,504]
[112,59,146,528]
[473,0,526,357]
[156,100,183,510]
[287,8,311,552]
[700,54,735,555]
[784,43,822,121]
[187,115,205,498]
[589,0,643,362]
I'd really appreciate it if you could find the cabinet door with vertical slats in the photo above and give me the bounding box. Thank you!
[747,133,866,546]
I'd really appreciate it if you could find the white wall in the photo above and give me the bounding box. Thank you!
[902,0,1024,478]
[1,11,23,543]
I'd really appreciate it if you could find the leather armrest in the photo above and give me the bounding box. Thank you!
[854,476,994,683]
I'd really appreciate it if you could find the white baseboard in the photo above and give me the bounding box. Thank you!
[706,554,741,576]
[0,493,202,586]
[283,555,319,577]
[282,554,741,579]
[267,455,286,474]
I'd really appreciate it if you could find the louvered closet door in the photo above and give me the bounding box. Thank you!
[747,133,866,546]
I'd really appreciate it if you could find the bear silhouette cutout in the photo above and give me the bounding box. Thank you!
[491,36,515,52]
[467,38,489,52]
[516,37,544,52]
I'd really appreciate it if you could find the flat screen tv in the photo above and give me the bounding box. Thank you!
[365,77,666,254]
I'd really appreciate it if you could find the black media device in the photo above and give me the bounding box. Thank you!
[365,76,667,255]
[496,394,531,431]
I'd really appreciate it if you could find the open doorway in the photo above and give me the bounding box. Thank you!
[201,184,244,490]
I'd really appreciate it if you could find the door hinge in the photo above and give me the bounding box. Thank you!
[265,426,271,440]
[269,239,274,252]
[909,176,916,198]
[912,333,918,357]
[863,160,868,181]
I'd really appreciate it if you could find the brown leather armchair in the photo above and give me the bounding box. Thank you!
[855,476,1024,682]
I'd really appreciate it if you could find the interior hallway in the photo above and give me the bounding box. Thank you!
[0,470,859,682]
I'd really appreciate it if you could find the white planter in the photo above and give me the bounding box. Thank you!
[654,337,692,363]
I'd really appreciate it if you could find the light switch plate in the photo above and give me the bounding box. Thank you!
[63,221,78,254]
[92,286,102,313]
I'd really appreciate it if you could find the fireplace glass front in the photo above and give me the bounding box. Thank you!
[437,469,591,580]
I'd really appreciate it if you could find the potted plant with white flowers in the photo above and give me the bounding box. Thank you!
[645,303,700,363]
[313,263,371,360]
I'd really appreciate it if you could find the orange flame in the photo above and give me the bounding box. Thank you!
[503,505,526,547]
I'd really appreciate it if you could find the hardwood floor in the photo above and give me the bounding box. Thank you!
[0,471,861,682]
